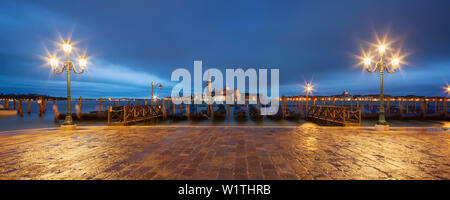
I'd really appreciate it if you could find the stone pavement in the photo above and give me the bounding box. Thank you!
[0,125,448,180]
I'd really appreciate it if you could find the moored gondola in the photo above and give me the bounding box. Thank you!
[234,105,248,121]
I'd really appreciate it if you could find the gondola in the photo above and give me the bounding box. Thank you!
[285,108,301,120]
[172,109,188,121]
[213,104,227,120]
[234,105,248,121]
[249,105,263,121]
[267,105,283,120]
[190,106,209,120]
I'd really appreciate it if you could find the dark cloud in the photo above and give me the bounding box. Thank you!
[0,0,449,98]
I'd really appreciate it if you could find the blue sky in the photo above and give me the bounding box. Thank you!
[0,0,449,98]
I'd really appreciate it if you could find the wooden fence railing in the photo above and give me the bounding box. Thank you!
[305,105,361,126]
[108,104,163,126]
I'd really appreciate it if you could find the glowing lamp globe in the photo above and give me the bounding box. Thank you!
[62,42,72,53]
[364,57,371,65]
[49,57,59,68]
[378,45,386,53]
[392,58,400,66]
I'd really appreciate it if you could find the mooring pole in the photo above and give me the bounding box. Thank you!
[211,104,215,119]
[18,99,23,117]
[444,97,447,118]
[99,98,102,111]
[227,104,230,120]
[424,98,428,114]
[27,99,31,114]
[414,99,417,113]
[5,99,9,110]
[435,97,438,113]
[186,104,190,120]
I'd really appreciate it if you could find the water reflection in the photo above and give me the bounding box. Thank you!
[0,101,448,132]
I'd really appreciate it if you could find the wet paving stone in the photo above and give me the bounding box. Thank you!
[0,126,448,180]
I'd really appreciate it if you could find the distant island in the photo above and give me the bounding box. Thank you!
[0,93,66,100]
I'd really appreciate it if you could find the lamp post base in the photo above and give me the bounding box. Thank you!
[61,124,76,129]
[375,123,389,131]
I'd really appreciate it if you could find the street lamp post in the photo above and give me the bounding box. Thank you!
[48,40,88,127]
[151,82,163,105]
[362,44,401,127]
[304,82,312,118]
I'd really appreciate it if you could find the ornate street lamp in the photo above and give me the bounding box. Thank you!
[48,40,88,127]
[151,82,163,104]
[361,42,401,127]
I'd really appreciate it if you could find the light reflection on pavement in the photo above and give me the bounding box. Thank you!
[0,126,448,180]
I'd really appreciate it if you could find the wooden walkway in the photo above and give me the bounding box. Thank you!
[107,104,163,126]
[305,105,361,126]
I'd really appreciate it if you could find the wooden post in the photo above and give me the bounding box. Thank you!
[38,101,41,116]
[227,104,230,120]
[168,100,171,117]
[107,106,111,126]
[257,96,261,115]
[162,99,166,119]
[42,99,45,113]
[13,99,16,110]
[18,99,23,117]
[424,98,428,114]
[387,97,390,115]
[123,106,127,125]
[79,96,82,111]
[264,97,267,118]
[38,97,42,117]
[5,99,9,110]
[414,99,417,113]
[27,99,31,114]
[332,97,336,106]
[444,97,447,117]
[405,99,409,114]
[207,103,210,117]
[282,96,286,118]
[350,97,353,110]
[435,97,438,112]
[359,107,362,126]
[186,104,190,120]
[172,102,175,117]
[211,104,215,119]
[99,99,102,111]
[246,103,249,119]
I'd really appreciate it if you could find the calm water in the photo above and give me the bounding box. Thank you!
[0,100,448,131]
[0,100,306,131]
